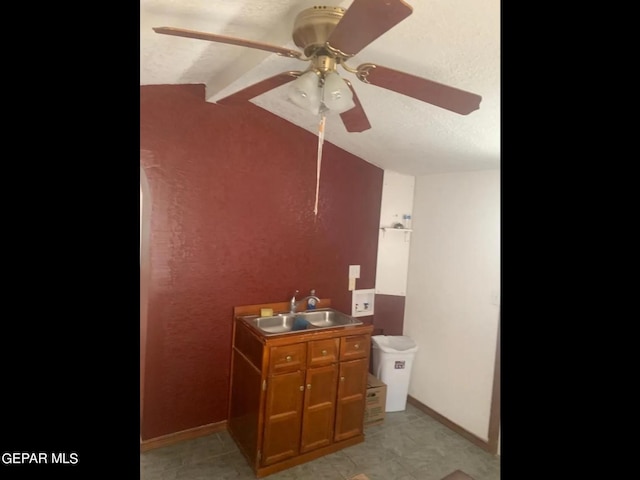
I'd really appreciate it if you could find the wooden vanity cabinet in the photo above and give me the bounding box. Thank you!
[228,303,373,478]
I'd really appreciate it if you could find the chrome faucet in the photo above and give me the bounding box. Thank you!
[290,290,320,314]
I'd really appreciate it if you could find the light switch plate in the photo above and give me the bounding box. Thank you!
[349,265,360,278]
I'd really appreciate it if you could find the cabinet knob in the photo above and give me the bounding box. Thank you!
[299,385,304,391]
[354,344,360,349]
[321,350,327,356]
[286,355,292,362]
[340,376,345,382]
[307,384,312,390]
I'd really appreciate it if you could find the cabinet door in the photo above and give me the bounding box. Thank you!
[262,371,305,466]
[300,364,338,453]
[334,358,368,442]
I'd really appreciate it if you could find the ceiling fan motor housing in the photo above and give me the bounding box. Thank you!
[292,6,346,58]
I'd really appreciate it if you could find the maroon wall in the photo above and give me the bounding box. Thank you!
[140,84,383,440]
[373,294,406,336]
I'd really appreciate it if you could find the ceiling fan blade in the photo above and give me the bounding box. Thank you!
[153,27,303,59]
[360,64,482,115]
[216,72,300,105]
[327,0,413,56]
[339,79,371,132]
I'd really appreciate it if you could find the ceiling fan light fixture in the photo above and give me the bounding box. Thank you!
[322,71,355,114]
[287,70,322,115]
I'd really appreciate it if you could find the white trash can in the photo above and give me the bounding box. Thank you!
[371,335,418,412]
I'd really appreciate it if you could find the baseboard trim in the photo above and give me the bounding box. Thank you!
[407,396,492,454]
[140,420,228,452]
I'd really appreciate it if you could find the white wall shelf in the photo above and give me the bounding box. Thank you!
[380,227,413,241]
[375,171,415,296]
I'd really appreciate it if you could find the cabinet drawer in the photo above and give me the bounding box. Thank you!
[269,343,307,375]
[340,335,370,361]
[307,338,339,367]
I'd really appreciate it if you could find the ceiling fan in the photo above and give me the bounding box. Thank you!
[153,0,482,133]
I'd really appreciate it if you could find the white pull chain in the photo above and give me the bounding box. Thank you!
[314,113,326,216]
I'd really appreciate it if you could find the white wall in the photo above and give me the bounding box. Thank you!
[375,170,415,296]
[404,170,500,440]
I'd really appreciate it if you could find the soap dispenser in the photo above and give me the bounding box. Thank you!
[307,289,317,310]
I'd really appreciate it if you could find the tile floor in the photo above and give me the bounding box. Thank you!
[140,403,501,480]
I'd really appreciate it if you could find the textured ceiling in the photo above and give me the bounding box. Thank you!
[140,0,500,175]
